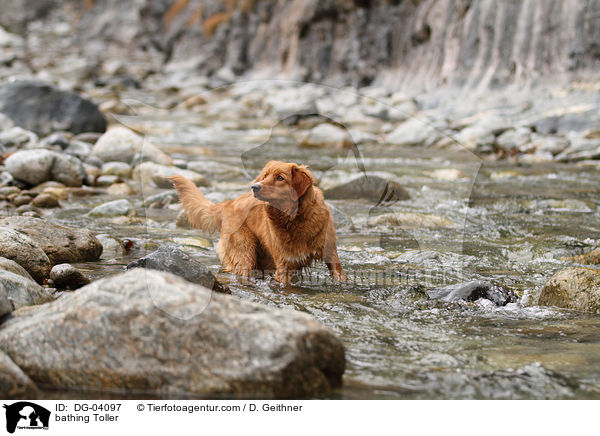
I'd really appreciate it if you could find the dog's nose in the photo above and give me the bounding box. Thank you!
[251,183,261,193]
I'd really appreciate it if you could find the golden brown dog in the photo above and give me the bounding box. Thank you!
[170,161,346,284]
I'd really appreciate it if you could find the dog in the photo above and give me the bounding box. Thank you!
[170,161,346,284]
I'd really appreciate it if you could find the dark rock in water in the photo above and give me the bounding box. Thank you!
[0,270,53,310]
[49,264,90,290]
[0,269,345,398]
[428,280,515,306]
[0,216,102,266]
[126,244,230,294]
[538,268,600,314]
[0,81,106,136]
[0,351,39,399]
[0,226,51,284]
[324,175,410,202]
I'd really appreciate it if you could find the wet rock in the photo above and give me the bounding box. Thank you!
[538,268,600,314]
[31,192,59,208]
[299,124,352,149]
[0,269,345,398]
[0,81,106,136]
[368,212,453,229]
[96,234,126,260]
[29,181,65,194]
[563,247,600,265]
[324,175,410,202]
[142,191,178,208]
[0,126,38,149]
[0,351,39,399]
[386,117,444,146]
[0,226,51,284]
[455,115,510,150]
[126,244,230,294]
[4,149,84,187]
[49,264,90,290]
[428,280,515,306]
[554,137,600,162]
[495,127,532,152]
[0,172,14,187]
[12,194,31,206]
[95,175,119,186]
[530,135,569,156]
[0,256,34,281]
[74,132,102,144]
[0,216,102,266]
[133,161,208,188]
[64,139,93,160]
[88,199,133,217]
[102,161,132,178]
[90,126,172,166]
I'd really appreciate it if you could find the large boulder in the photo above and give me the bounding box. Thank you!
[90,126,173,166]
[126,244,230,294]
[0,269,345,398]
[0,226,51,284]
[0,216,102,265]
[4,149,85,187]
[323,175,410,202]
[0,256,35,281]
[0,81,106,136]
[538,268,600,314]
[0,351,39,399]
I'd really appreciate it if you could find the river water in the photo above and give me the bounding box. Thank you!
[50,111,600,399]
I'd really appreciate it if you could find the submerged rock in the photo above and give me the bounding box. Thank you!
[0,351,39,399]
[428,280,516,306]
[0,81,106,136]
[49,264,90,290]
[0,216,102,266]
[324,175,409,202]
[126,244,230,294]
[0,269,345,398]
[538,268,600,314]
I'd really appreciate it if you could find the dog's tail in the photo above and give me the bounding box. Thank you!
[169,175,223,233]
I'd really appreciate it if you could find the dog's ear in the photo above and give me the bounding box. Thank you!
[291,164,313,198]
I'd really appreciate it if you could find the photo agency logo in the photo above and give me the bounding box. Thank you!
[122,79,482,299]
[2,402,50,433]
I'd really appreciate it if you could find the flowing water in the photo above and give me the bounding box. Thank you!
[50,111,600,400]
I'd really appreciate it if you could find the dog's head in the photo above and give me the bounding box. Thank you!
[251,161,314,215]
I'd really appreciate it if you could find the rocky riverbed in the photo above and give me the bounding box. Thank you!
[1,3,600,399]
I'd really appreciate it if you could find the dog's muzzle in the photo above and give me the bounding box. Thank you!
[251,183,262,197]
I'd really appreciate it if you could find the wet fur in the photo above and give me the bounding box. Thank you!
[170,161,346,284]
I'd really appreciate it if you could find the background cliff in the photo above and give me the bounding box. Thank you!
[2,0,599,93]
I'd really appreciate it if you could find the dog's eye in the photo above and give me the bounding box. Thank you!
[276,175,284,181]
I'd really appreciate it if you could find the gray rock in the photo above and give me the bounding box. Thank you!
[264,86,321,119]
[0,81,106,136]
[324,175,410,202]
[538,268,600,314]
[325,202,352,229]
[0,269,345,398]
[555,137,600,162]
[49,263,90,290]
[126,244,230,294]
[0,126,38,149]
[496,127,532,152]
[133,161,209,189]
[95,175,119,186]
[88,199,133,217]
[428,280,516,306]
[0,256,34,281]
[4,149,84,187]
[454,115,510,150]
[0,216,102,266]
[142,190,179,208]
[530,135,570,156]
[0,270,53,310]
[0,351,39,399]
[0,172,14,187]
[386,117,444,146]
[0,288,11,318]
[64,139,93,160]
[90,127,172,166]
[299,124,353,149]
[0,226,51,284]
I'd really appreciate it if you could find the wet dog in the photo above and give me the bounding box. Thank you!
[170,160,346,284]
